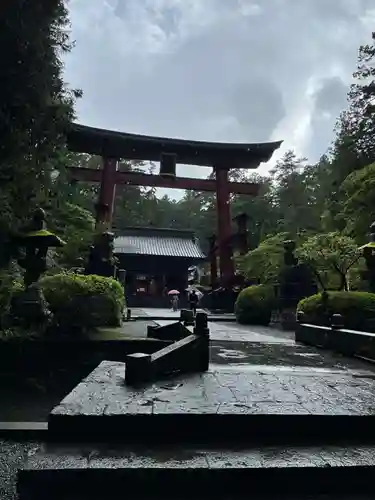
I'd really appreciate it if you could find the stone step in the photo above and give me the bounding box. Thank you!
[47,360,375,444]
[17,442,375,499]
[48,412,375,445]
[133,314,237,322]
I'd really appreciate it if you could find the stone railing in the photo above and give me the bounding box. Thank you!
[125,312,210,385]
[295,312,375,362]
[147,321,190,341]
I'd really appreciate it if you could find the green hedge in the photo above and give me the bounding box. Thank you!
[297,291,375,332]
[235,284,275,325]
[38,273,125,332]
[0,267,23,327]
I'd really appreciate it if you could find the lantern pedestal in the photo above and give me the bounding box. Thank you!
[9,285,51,329]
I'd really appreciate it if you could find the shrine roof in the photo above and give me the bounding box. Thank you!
[113,227,206,260]
[66,123,282,168]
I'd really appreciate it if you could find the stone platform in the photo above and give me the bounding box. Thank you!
[18,441,375,499]
[133,307,237,322]
[48,360,375,444]
[14,316,375,500]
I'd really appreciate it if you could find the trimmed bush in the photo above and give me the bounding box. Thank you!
[0,266,23,328]
[38,273,125,332]
[297,291,375,332]
[235,284,275,325]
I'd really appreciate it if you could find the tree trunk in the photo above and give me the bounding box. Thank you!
[338,273,348,291]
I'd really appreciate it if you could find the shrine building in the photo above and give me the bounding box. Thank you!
[113,227,206,307]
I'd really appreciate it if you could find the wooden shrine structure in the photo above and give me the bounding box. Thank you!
[65,123,282,287]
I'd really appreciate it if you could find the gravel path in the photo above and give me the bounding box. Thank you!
[0,440,40,500]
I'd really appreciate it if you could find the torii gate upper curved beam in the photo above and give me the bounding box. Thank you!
[66,123,282,169]
[65,123,282,286]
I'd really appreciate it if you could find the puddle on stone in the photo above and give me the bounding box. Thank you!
[216,349,247,360]
[297,353,320,358]
[159,383,184,390]
[209,363,373,376]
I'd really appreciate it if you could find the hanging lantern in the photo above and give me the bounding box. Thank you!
[159,153,177,178]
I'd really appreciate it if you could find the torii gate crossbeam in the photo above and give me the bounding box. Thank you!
[66,124,282,287]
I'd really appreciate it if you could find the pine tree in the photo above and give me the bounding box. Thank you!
[0,1,81,233]
[330,32,375,182]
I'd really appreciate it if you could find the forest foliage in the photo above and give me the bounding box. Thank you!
[1,4,375,293]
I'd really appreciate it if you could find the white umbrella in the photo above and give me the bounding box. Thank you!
[186,287,203,299]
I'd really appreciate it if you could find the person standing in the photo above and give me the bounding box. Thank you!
[189,289,199,316]
[171,294,179,311]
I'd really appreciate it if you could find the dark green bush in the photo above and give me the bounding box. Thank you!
[235,284,275,325]
[38,273,125,332]
[0,266,23,327]
[297,291,375,332]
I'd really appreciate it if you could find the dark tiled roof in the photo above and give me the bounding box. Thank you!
[67,123,282,168]
[114,227,206,259]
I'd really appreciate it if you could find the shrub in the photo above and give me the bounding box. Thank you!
[38,273,125,332]
[0,265,23,327]
[235,284,275,325]
[0,326,40,341]
[297,291,375,332]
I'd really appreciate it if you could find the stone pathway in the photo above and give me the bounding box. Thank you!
[51,358,375,422]
[137,307,292,342]
[134,307,207,319]
[7,309,375,499]
[49,308,375,427]
[132,307,375,409]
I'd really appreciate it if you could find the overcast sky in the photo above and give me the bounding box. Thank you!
[64,0,375,197]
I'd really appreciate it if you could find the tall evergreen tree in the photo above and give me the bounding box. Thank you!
[0,1,81,234]
[329,32,375,184]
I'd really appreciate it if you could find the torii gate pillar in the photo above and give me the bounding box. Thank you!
[95,157,118,231]
[94,159,237,286]
[207,235,218,288]
[215,166,235,286]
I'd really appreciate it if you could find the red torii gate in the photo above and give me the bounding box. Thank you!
[65,123,282,286]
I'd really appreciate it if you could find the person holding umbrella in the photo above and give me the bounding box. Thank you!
[189,289,199,316]
[168,289,180,311]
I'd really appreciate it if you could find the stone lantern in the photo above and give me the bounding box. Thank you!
[16,208,65,288]
[10,208,65,328]
[278,240,317,330]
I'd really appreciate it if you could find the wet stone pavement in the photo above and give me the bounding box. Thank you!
[85,309,375,423]
[141,308,375,374]
[6,312,375,499]
[22,441,375,469]
[50,358,375,421]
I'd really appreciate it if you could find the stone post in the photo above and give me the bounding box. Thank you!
[180,309,194,326]
[331,314,344,330]
[125,352,152,385]
[193,312,210,372]
[194,312,209,337]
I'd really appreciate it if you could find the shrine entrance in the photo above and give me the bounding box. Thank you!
[66,123,282,288]
[113,227,206,308]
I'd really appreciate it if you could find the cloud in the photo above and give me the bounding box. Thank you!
[306,77,350,159]
[64,0,375,190]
